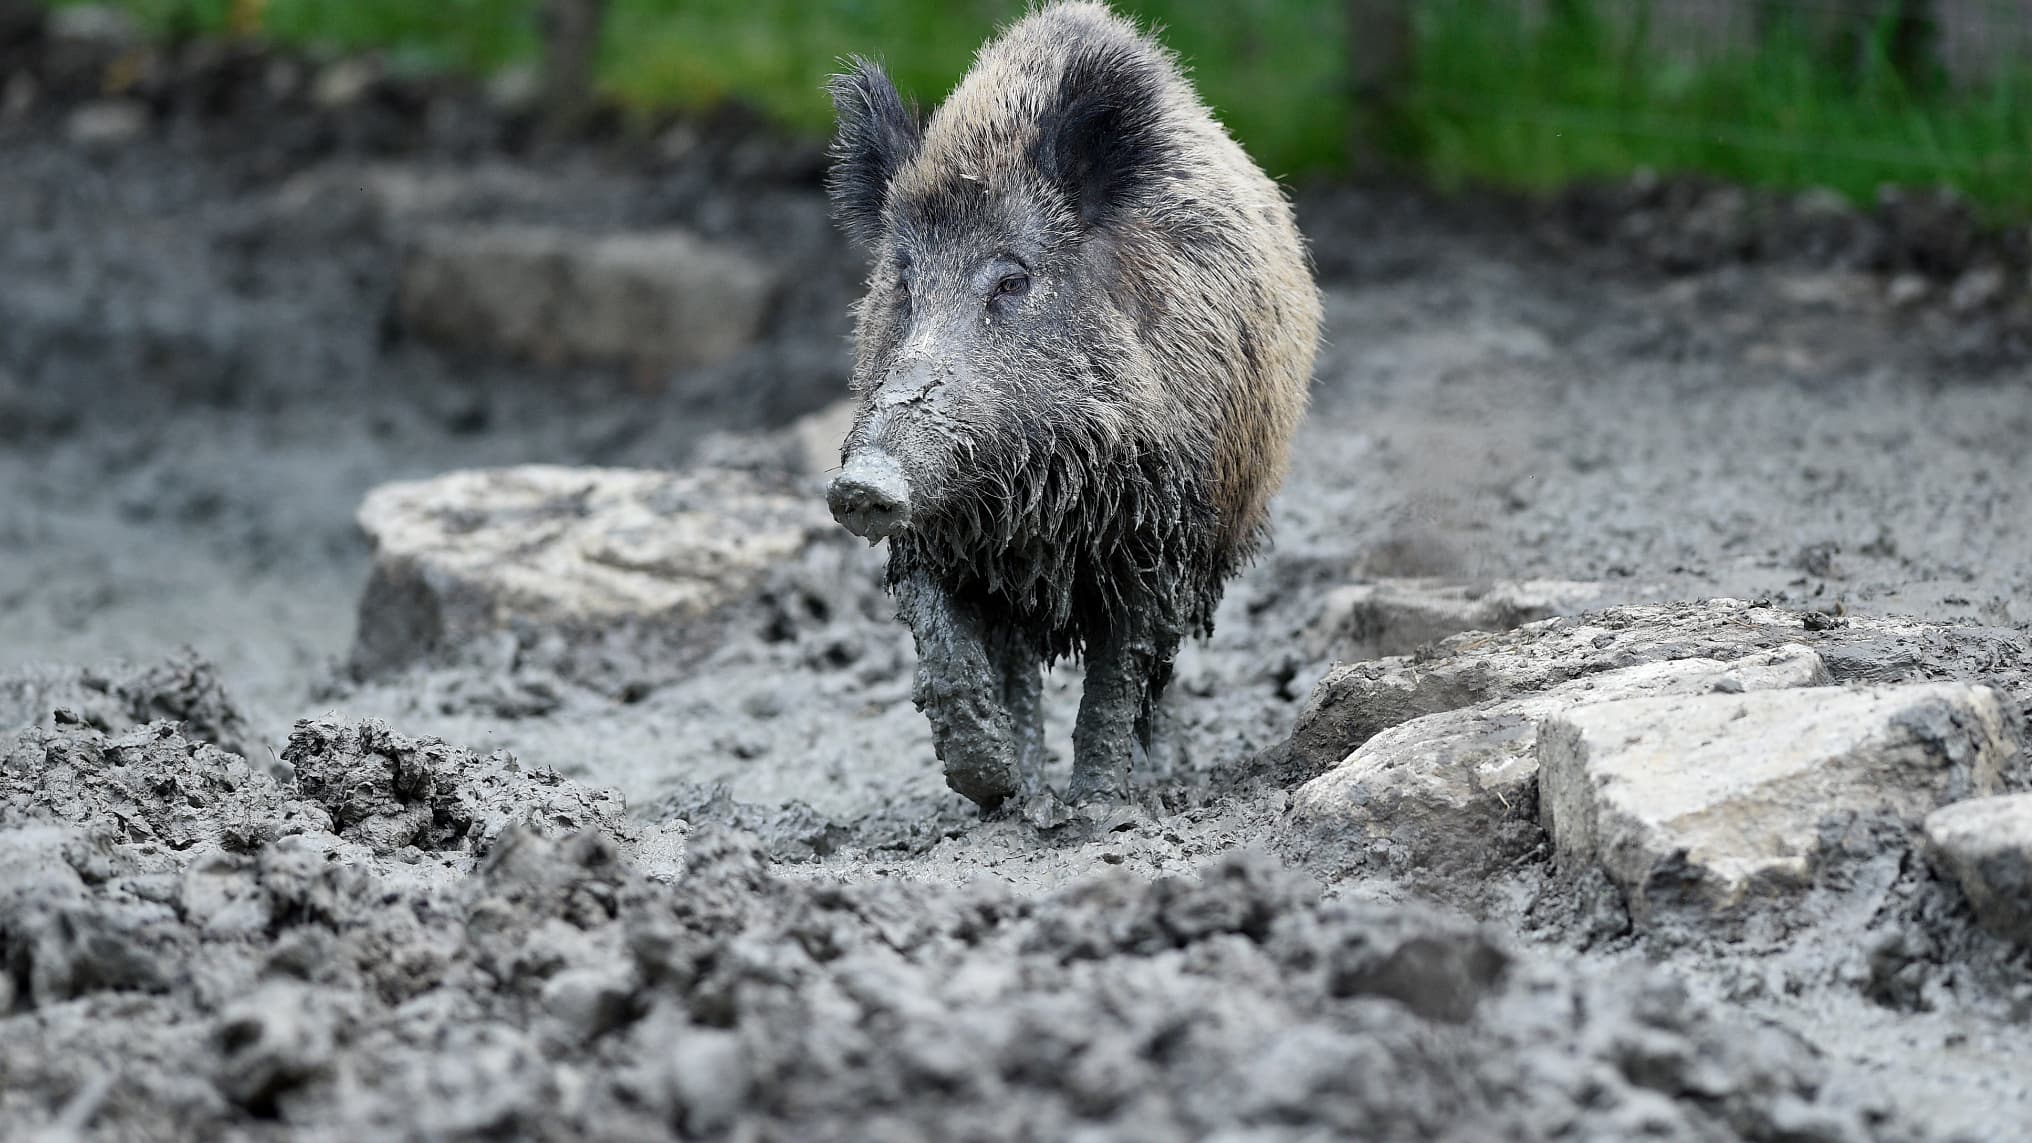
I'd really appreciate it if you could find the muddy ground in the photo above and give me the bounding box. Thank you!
[3,19,2031,1143]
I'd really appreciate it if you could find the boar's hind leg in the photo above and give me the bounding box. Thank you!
[1068,630,1177,805]
[897,573,1023,813]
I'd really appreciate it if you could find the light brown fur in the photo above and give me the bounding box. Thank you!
[825,2,1322,808]
[890,1,1320,563]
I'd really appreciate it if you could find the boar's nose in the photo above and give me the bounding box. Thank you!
[827,450,913,540]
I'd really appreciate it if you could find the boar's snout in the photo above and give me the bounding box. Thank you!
[828,450,913,540]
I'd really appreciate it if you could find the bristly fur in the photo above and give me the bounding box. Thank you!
[888,424,1222,665]
[830,1,1321,666]
[1029,39,1172,229]
[826,56,921,249]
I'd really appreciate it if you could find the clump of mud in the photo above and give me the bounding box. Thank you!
[0,671,1915,1141]
[0,651,253,760]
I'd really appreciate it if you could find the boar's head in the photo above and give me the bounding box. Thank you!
[821,40,1185,549]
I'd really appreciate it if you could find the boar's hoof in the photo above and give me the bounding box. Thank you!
[827,451,912,540]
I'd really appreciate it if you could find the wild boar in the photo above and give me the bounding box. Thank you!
[824,1,1320,813]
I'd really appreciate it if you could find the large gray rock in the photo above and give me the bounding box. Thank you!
[350,466,829,687]
[64,99,149,147]
[1305,577,1631,660]
[45,4,136,47]
[1282,599,2029,783]
[398,226,780,374]
[1293,645,1828,871]
[1539,683,2015,920]
[272,164,567,229]
[1923,793,2032,946]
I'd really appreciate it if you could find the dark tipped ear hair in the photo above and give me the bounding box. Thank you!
[827,57,921,250]
[1030,43,1170,229]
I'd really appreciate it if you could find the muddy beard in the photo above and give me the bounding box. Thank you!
[883,433,1225,663]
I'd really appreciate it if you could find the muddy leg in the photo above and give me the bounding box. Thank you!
[895,573,1022,813]
[1068,630,1161,805]
[990,635,1046,798]
[1133,648,1182,781]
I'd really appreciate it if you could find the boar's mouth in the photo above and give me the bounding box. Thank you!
[827,449,914,541]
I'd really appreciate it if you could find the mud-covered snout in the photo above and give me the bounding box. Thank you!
[828,449,913,540]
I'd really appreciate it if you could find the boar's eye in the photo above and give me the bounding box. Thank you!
[889,252,913,309]
[991,273,1031,303]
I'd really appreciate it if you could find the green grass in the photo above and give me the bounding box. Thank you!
[49,0,2032,214]
[79,0,541,74]
[1409,0,2032,214]
[597,0,1346,183]
[56,0,1346,181]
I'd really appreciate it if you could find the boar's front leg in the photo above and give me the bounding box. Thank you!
[895,571,1023,813]
[1068,628,1177,805]
[988,632,1047,797]
[1134,655,1182,781]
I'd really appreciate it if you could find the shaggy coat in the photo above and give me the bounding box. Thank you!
[829,2,1320,667]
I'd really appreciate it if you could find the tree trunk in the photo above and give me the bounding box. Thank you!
[1346,0,1412,178]
[1772,0,1940,92]
[539,0,608,139]
[1885,0,1939,91]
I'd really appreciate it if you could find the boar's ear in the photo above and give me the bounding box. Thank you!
[1032,45,1168,230]
[827,57,920,250]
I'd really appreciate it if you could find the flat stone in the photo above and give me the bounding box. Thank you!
[272,163,563,227]
[1281,599,2028,783]
[311,57,380,109]
[1293,645,1828,871]
[398,225,779,374]
[1923,794,2032,947]
[350,466,828,685]
[64,100,149,147]
[1306,577,1625,659]
[45,4,136,46]
[1539,683,2015,919]
[1949,265,2008,314]
[485,64,542,115]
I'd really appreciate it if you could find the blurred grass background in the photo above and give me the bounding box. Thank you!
[49,0,2032,213]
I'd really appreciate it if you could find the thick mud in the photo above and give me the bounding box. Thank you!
[2,698,1919,1142]
[4,21,2031,1143]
